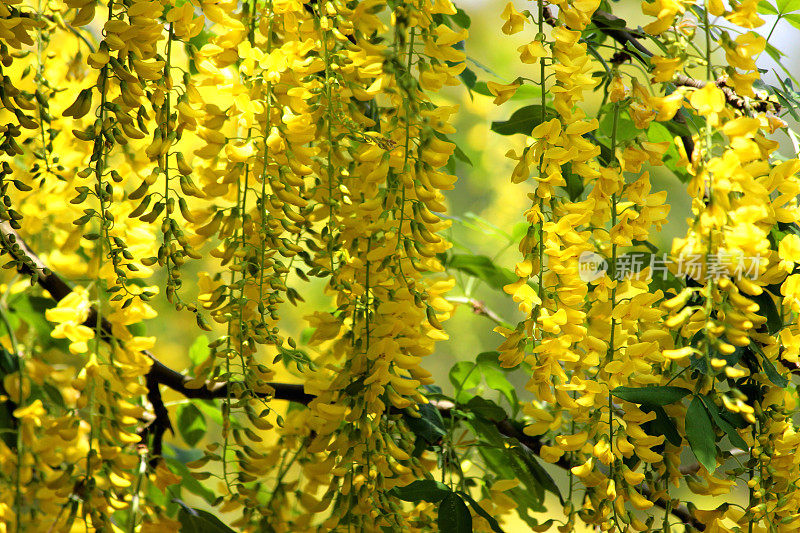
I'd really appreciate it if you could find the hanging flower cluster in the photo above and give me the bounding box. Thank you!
[491,0,800,530]
[2,0,800,530]
[0,0,466,530]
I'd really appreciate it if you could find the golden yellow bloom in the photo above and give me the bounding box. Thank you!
[501,2,526,35]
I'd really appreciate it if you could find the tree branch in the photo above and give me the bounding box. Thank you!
[588,10,778,114]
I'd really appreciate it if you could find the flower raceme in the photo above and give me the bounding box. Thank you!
[0,0,800,531]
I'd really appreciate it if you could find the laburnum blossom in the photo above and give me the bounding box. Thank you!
[641,0,691,34]
[650,54,683,82]
[44,286,95,354]
[501,2,526,35]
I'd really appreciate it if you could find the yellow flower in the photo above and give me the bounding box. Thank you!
[12,399,45,426]
[724,32,765,71]
[517,41,547,64]
[45,286,95,354]
[641,0,689,34]
[501,2,526,35]
[726,0,764,28]
[650,55,683,82]
[609,75,628,102]
[487,80,520,105]
[690,84,726,125]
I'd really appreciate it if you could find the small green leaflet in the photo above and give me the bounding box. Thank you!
[390,479,451,502]
[446,254,517,291]
[460,492,504,533]
[511,446,563,504]
[611,386,691,406]
[685,396,717,473]
[750,342,788,388]
[403,402,446,448]
[757,0,779,14]
[177,505,236,533]
[490,105,558,136]
[598,108,639,142]
[641,405,681,447]
[177,403,207,447]
[438,492,472,533]
[751,291,781,335]
[449,360,482,397]
[188,335,210,366]
[476,351,518,409]
[757,0,800,15]
[465,396,506,422]
[698,395,748,450]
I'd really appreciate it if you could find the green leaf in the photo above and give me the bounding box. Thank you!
[598,109,639,142]
[460,492,504,533]
[196,399,224,426]
[403,402,446,446]
[699,395,748,450]
[454,144,473,166]
[438,492,472,533]
[477,352,517,408]
[465,396,506,422]
[785,12,800,30]
[751,343,788,388]
[685,396,717,473]
[611,386,691,406]
[449,7,471,28]
[757,0,779,14]
[641,405,681,447]
[449,361,481,400]
[776,0,800,13]
[764,42,785,65]
[42,382,65,410]
[391,479,451,502]
[188,335,210,366]
[752,291,782,334]
[460,67,478,90]
[468,415,506,447]
[447,254,516,290]
[177,507,236,533]
[477,447,545,525]
[177,403,207,447]
[511,446,563,504]
[490,105,557,136]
